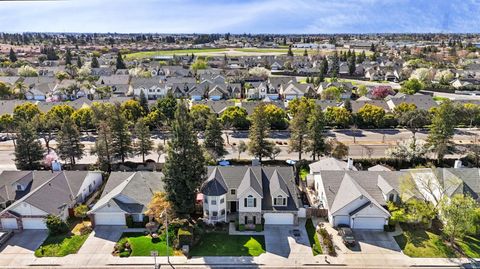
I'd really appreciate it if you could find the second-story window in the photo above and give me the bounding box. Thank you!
[220,198,225,204]
[230,189,236,195]
[211,199,217,205]
[245,195,255,207]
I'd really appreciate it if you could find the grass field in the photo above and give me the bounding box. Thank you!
[125,48,228,60]
[35,233,89,257]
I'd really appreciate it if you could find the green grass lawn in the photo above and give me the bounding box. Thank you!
[119,232,175,256]
[394,229,458,258]
[35,233,89,257]
[189,232,265,256]
[305,219,322,255]
[125,48,228,59]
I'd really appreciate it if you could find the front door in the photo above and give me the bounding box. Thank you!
[230,201,237,213]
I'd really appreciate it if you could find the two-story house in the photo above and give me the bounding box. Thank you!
[200,166,301,226]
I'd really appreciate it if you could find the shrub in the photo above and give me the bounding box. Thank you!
[79,225,93,235]
[126,215,133,228]
[384,224,395,232]
[318,227,336,256]
[239,224,245,231]
[44,215,69,235]
[177,227,193,247]
[255,224,263,232]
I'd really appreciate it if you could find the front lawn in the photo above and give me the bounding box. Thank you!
[117,232,175,256]
[305,219,322,255]
[189,232,265,256]
[394,228,457,258]
[35,233,89,257]
[457,235,480,258]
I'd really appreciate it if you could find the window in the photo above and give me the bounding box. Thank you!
[274,195,287,206]
[16,184,22,191]
[220,209,225,216]
[211,199,217,205]
[220,198,225,204]
[245,195,256,207]
[389,193,395,202]
[212,211,218,217]
[230,189,236,195]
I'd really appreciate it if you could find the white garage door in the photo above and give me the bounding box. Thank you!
[1,218,18,229]
[22,218,47,229]
[95,213,126,226]
[263,213,294,225]
[352,217,385,230]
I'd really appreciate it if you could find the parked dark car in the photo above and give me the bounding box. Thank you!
[338,227,356,246]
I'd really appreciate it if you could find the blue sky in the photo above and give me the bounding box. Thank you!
[0,0,479,33]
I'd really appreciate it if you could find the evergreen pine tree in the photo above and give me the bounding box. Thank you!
[110,104,133,163]
[65,48,72,65]
[204,115,226,161]
[163,102,205,214]
[91,56,100,68]
[116,52,126,69]
[248,103,274,162]
[287,45,294,57]
[139,91,149,115]
[76,56,82,68]
[347,55,356,76]
[134,118,153,163]
[14,122,43,170]
[306,105,326,160]
[57,117,84,165]
[289,100,310,160]
[9,48,17,62]
[303,49,308,57]
[92,121,113,171]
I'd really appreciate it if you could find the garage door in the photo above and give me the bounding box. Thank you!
[22,218,47,229]
[263,213,294,225]
[1,218,18,229]
[95,213,126,226]
[352,217,385,230]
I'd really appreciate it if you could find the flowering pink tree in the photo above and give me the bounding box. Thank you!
[371,86,394,99]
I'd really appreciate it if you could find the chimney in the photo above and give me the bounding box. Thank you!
[347,158,354,170]
[454,159,462,169]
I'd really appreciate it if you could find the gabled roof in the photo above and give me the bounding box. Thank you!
[309,157,357,173]
[201,167,228,196]
[269,170,289,196]
[90,171,164,214]
[238,168,263,198]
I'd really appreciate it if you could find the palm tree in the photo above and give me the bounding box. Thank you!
[13,82,28,99]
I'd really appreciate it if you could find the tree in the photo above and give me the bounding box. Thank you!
[121,99,144,123]
[237,140,247,159]
[110,104,133,163]
[327,139,348,159]
[325,107,351,128]
[71,107,95,131]
[321,86,342,101]
[357,104,385,128]
[400,78,425,95]
[156,143,164,162]
[191,59,207,72]
[264,104,288,130]
[9,48,17,62]
[306,105,326,160]
[44,215,68,235]
[440,194,478,244]
[387,139,427,164]
[73,204,89,222]
[303,48,308,57]
[91,121,113,171]
[46,104,75,128]
[18,65,38,77]
[13,103,41,123]
[371,86,393,99]
[0,82,11,99]
[145,192,173,223]
[288,97,315,118]
[248,103,274,162]
[331,51,340,77]
[427,100,455,161]
[57,117,84,165]
[190,104,212,131]
[139,91,149,115]
[116,52,126,69]
[398,109,430,141]
[65,48,72,65]
[76,56,82,69]
[287,45,294,57]
[248,67,270,80]
[14,122,44,170]
[154,93,177,123]
[289,99,310,160]
[90,55,100,68]
[219,106,249,129]
[204,115,226,161]
[133,118,153,163]
[163,102,205,214]
[55,71,70,81]
[347,55,356,76]
[356,85,368,96]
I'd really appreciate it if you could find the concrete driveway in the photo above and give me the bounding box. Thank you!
[263,221,312,260]
[0,230,48,267]
[350,230,402,254]
[78,226,123,255]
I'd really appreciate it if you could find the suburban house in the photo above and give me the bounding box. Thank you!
[200,166,301,225]
[314,170,406,230]
[88,171,164,226]
[0,171,102,230]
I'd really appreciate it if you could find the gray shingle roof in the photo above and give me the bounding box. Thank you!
[201,167,228,196]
